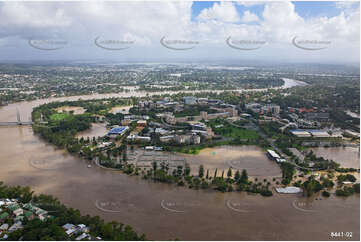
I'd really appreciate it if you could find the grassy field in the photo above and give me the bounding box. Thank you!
[210,119,260,140]
[224,127,260,140]
[50,113,71,121]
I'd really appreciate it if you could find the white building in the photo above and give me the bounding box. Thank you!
[183,96,197,105]
[290,129,312,137]
[13,208,23,217]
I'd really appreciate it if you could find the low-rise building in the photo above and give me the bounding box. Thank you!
[0,224,9,231]
[76,233,89,241]
[78,224,89,233]
[136,120,147,127]
[107,126,129,137]
[344,130,360,138]
[304,112,329,121]
[62,223,75,230]
[159,135,175,143]
[290,129,312,137]
[309,130,330,138]
[154,128,170,135]
[262,104,280,114]
[275,187,302,194]
[191,134,201,144]
[126,134,151,142]
[246,103,280,115]
[183,96,197,105]
[13,208,23,217]
[8,221,23,232]
[266,150,284,163]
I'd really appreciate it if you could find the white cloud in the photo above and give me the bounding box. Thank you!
[236,1,268,7]
[0,1,358,63]
[197,2,240,23]
[241,10,259,22]
[335,1,360,10]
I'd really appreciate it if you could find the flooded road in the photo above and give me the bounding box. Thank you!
[0,82,359,241]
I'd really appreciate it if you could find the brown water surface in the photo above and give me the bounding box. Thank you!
[311,147,360,169]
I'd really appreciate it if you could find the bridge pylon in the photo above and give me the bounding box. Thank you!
[16,108,22,125]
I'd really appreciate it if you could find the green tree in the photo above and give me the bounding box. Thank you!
[122,152,127,163]
[184,163,191,176]
[198,165,204,178]
[152,161,157,171]
[214,168,218,178]
[176,166,183,177]
[227,168,232,178]
[240,169,248,184]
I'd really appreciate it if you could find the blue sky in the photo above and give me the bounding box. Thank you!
[192,1,355,20]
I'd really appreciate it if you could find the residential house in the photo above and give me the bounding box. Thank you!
[8,221,23,232]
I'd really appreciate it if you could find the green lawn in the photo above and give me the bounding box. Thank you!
[210,119,260,140]
[218,126,260,140]
[50,113,70,121]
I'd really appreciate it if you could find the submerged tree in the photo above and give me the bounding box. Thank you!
[227,168,232,178]
[240,169,248,184]
[199,165,204,178]
[234,170,241,183]
[184,163,191,176]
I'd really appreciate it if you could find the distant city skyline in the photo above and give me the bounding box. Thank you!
[0,1,359,64]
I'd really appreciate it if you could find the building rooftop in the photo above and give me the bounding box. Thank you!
[275,187,302,194]
[107,126,129,135]
[267,149,280,159]
[290,129,312,137]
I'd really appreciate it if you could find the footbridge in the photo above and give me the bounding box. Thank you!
[0,108,34,126]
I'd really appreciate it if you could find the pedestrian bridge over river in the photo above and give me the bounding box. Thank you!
[0,108,40,126]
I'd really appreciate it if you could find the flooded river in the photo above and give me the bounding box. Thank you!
[0,81,359,241]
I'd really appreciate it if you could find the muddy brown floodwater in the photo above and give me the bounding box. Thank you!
[181,146,282,179]
[0,91,359,241]
[311,147,360,169]
[76,123,109,139]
